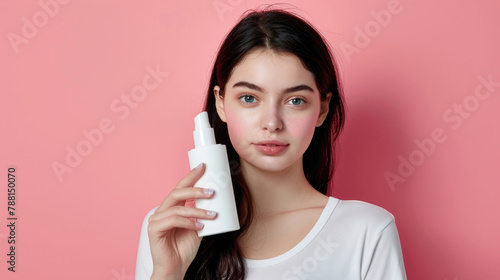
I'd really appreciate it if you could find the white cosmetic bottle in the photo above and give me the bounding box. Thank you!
[188,111,240,237]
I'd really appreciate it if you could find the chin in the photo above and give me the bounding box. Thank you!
[248,156,301,173]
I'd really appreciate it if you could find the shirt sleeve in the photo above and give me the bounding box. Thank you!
[135,207,158,280]
[363,219,407,280]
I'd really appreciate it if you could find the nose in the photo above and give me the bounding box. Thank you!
[261,103,283,132]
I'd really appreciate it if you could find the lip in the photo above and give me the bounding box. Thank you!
[254,140,288,146]
[253,140,289,155]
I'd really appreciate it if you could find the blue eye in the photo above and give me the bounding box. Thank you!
[288,98,306,106]
[239,95,257,103]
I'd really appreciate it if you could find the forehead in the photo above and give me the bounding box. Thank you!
[234,48,306,71]
[227,48,316,88]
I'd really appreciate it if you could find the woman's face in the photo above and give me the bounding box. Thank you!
[214,48,331,173]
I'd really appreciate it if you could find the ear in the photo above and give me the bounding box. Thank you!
[316,92,332,127]
[214,85,227,123]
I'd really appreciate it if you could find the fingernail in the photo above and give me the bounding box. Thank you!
[203,188,214,196]
[206,211,217,217]
[194,163,203,170]
[195,221,204,229]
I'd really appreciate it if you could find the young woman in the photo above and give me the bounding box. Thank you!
[136,8,407,280]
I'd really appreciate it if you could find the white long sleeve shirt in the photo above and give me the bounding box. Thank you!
[135,196,407,279]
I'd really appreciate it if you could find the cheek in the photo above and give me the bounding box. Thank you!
[290,116,317,139]
[288,111,320,147]
[224,107,248,145]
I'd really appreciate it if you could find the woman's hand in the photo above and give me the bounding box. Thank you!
[147,163,217,279]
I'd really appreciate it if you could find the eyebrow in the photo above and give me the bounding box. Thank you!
[232,81,315,94]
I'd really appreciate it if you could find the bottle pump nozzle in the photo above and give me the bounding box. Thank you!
[193,112,216,147]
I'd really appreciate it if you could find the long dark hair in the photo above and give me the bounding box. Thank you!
[184,7,345,280]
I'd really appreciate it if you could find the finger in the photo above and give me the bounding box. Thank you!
[157,186,214,212]
[169,187,215,206]
[149,205,217,224]
[176,163,206,189]
[148,215,205,236]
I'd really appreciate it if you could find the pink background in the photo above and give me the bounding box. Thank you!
[1,0,499,279]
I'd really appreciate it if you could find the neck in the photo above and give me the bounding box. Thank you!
[239,157,326,219]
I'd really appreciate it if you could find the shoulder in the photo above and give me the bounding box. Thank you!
[329,198,395,234]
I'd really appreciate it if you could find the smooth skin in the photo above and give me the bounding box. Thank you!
[148,48,332,279]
